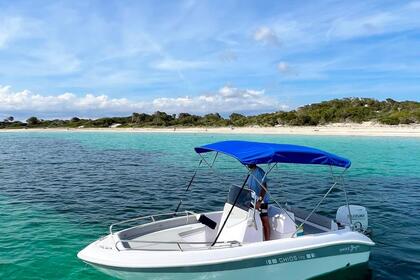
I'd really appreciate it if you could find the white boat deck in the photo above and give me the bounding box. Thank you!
[119,212,329,252]
[123,223,208,251]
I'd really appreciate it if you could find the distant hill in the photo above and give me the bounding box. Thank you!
[1,98,419,129]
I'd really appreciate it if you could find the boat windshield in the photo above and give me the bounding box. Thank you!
[227,185,255,211]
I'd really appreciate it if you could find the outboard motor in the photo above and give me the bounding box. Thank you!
[336,205,370,234]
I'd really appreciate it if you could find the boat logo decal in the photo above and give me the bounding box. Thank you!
[339,245,360,253]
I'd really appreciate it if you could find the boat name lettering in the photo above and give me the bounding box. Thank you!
[265,253,316,265]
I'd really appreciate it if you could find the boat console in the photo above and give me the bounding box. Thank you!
[217,186,301,242]
[216,186,263,243]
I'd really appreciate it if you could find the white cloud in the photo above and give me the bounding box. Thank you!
[328,13,394,39]
[406,1,420,9]
[0,85,147,116]
[0,14,43,49]
[277,61,302,78]
[253,2,420,53]
[253,26,280,46]
[152,58,209,71]
[137,86,281,113]
[277,62,291,74]
[0,85,286,119]
[218,50,237,62]
[33,45,82,75]
[0,16,24,48]
[327,3,420,40]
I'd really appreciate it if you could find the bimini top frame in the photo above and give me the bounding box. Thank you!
[193,140,354,242]
[108,141,354,252]
[195,140,351,169]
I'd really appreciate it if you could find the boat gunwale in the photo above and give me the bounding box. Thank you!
[80,238,374,271]
[109,208,372,253]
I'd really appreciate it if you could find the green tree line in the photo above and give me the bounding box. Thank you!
[1,98,419,129]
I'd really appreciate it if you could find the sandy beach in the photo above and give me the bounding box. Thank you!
[1,123,419,137]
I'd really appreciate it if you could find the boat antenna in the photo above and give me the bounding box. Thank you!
[328,166,353,228]
[338,168,353,228]
[173,159,203,214]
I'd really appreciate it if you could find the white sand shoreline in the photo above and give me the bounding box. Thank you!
[1,123,419,137]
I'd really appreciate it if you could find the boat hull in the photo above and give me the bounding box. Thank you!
[82,243,372,280]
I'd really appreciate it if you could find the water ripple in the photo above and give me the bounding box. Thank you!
[0,132,419,279]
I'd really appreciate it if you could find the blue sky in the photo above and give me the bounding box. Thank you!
[0,0,419,119]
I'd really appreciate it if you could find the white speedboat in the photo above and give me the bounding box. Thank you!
[78,141,374,280]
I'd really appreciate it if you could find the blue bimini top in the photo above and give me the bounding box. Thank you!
[194,140,351,169]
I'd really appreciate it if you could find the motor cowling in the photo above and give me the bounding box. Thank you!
[336,205,369,232]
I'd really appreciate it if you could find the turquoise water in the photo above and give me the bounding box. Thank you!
[0,132,419,279]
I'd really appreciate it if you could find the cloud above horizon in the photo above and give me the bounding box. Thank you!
[253,26,280,46]
[151,59,209,71]
[0,16,24,48]
[0,85,285,119]
[0,0,419,117]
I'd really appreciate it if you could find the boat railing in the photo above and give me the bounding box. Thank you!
[114,239,242,252]
[109,210,197,235]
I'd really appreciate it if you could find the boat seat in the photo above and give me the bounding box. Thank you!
[117,214,198,240]
[287,206,337,232]
[178,224,209,247]
[268,206,296,239]
[124,224,203,251]
[178,223,206,238]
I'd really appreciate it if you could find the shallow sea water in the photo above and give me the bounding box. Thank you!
[0,132,419,279]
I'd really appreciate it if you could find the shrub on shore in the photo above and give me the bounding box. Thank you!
[1,97,419,129]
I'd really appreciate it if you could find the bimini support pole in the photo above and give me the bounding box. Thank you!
[293,171,338,237]
[329,166,353,229]
[339,168,353,229]
[198,152,218,169]
[173,159,203,214]
[197,153,229,183]
[245,164,300,228]
[211,173,250,246]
